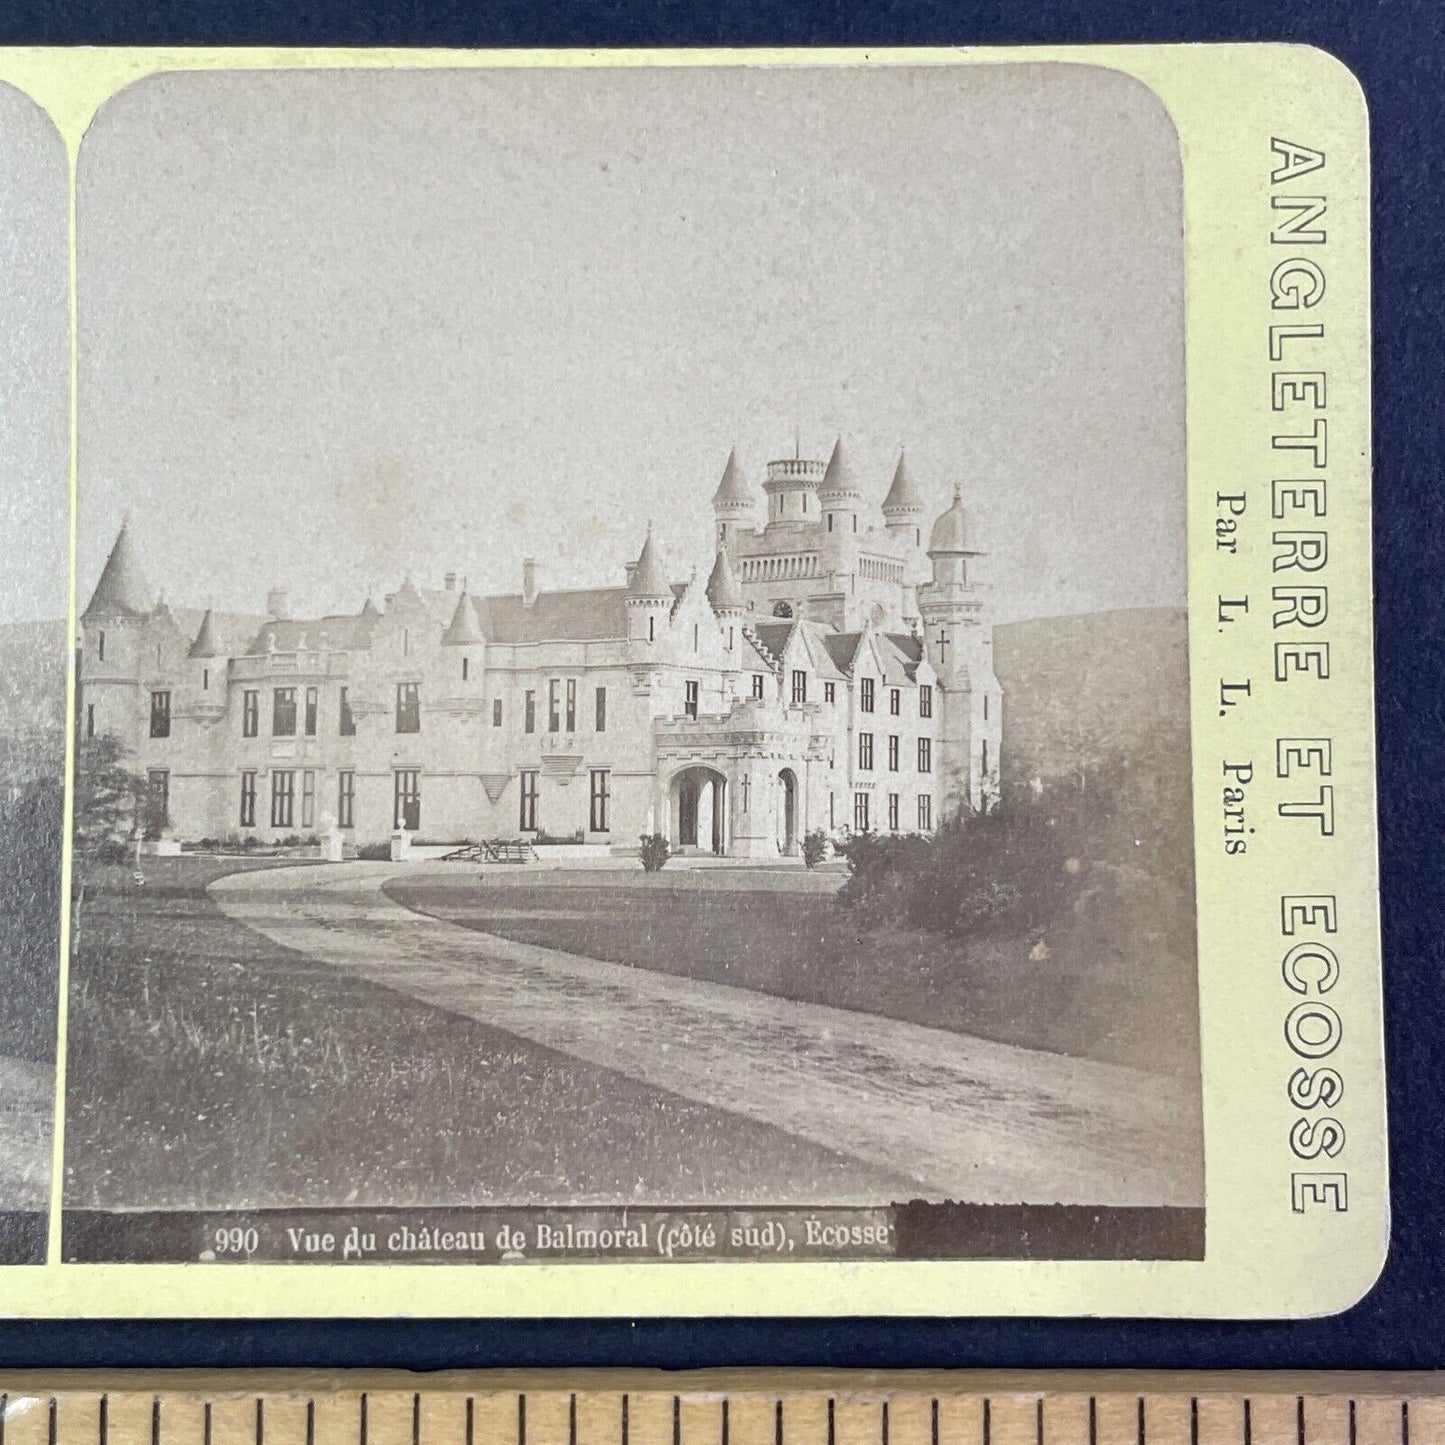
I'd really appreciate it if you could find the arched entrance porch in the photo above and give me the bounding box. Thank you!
[669,765,729,856]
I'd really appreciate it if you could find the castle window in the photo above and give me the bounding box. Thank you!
[566,678,577,732]
[595,686,607,732]
[242,689,259,737]
[693,623,699,652]
[648,616,655,642]
[301,770,316,829]
[395,682,420,734]
[888,735,900,772]
[97,630,105,662]
[304,686,318,736]
[525,690,536,733]
[829,792,836,829]
[918,794,933,831]
[393,769,421,831]
[203,668,209,691]
[462,657,469,681]
[827,514,834,533]
[858,732,874,771]
[338,770,354,828]
[853,515,858,533]
[493,699,503,728]
[982,740,989,778]
[519,770,539,832]
[403,628,410,656]
[918,737,933,774]
[890,688,901,716]
[751,674,765,700]
[916,528,921,546]
[919,684,933,719]
[548,679,561,733]
[149,690,171,739]
[239,771,256,828]
[860,677,875,713]
[824,682,835,704]
[983,694,989,721]
[272,687,297,737]
[589,769,611,833]
[728,626,735,650]
[86,704,95,739]
[853,792,870,833]
[888,793,900,832]
[339,687,355,736]
[144,770,169,837]
[270,770,295,829]
[685,680,699,719]
[791,669,807,705]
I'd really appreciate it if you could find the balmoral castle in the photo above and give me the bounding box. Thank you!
[79,443,1001,857]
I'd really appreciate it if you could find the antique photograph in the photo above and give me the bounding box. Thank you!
[64,62,1204,1263]
[0,80,66,1265]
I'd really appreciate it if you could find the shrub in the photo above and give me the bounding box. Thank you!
[638,833,672,872]
[241,835,260,851]
[801,829,830,869]
[356,841,392,861]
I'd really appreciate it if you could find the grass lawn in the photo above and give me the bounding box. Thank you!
[387,871,1199,1078]
[64,856,907,1212]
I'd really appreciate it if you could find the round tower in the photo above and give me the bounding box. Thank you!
[711,449,757,553]
[626,528,673,644]
[79,521,156,742]
[817,439,864,541]
[761,454,825,527]
[440,587,486,686]
[882,451,927,551]
[705,544,747,653]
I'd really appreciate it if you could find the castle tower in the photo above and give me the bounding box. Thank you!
[186,608,228,718]
[704,544,746,654]
[711,449,757,554]
[80,522,156,742]
[882,451,926,551]
[817,440,863,602]
[761,453,825,528]
[440,587,486,686]
[625,528,673,644]
[918,486,1001,816]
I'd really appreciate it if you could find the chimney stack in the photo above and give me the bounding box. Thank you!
[266,586,290,621]
[444,571,457,592]
[523,558,540,608]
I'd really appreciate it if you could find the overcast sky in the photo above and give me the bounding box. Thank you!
[0,83,66,627]
[76,62,1184,625]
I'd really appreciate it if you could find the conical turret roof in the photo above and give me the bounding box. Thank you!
[627,528,671,599]
[711,448,754,508]
[928,485,976,554]
[441,589,484,645]
[882,452,924,513]
[83,522,154,621]
[187,608,222,658]
[360,597,381,620]
[705,546,746,613]
[818,438,862,499]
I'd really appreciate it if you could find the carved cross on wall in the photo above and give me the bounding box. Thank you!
[934,629,950,663]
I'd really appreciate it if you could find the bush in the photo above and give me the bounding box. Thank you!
[801,829,830,869]
[356,841,392,861]
[241,835,260,851]
[638,833,672,872]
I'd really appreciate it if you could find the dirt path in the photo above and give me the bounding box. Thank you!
[0,1054,52,1211]
[211,863,1203,1207]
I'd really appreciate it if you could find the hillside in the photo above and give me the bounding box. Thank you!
[993,606,1191,791]
[0,616,67,754]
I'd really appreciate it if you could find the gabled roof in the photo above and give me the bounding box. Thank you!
[711,449,755,508]
[819,631,863,676]
[475,588,631,644]
[704,546,746,612]
[627,529,672,599]
[440,589,485,645]
[187,609,221,658]
[818,438,862,500]
[83,523,154,621]
[882,452,924,513]
[749,620,794,664]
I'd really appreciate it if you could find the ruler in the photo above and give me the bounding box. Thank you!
[0,1376,1440,1445]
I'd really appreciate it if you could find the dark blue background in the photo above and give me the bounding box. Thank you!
[1,0,1440,1370]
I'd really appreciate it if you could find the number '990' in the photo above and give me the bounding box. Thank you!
[214,1226,259,1255]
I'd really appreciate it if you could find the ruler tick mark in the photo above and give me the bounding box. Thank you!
[1402,1400,1409,1445]
[1297,1395,1306,1445]
[204,1402,212,1445]
[721,1398,729,1445]
[305,1404,313,1445]
[100,1396,109,1445]
[621,1396,629,1445]
[774,1399,783,1445]
[880,1399,888,1445]
[360,1395,368,1445]
[1190,1396,1198,1445]
[983,1398,991,1445]
[517,1393,525,1445]
[151,1397,161,1445]
[413,1394,421,1445]
[827,1399,835,1445]
[1088,1397,1096,1445]
[672,1397,680,1445]
[1244,1399,1252,1445]
[256,1398,264,1445]
[1349,1399,1356,1445]
[48,1398,56,1445]
[1135,1397,1145,1445]
[464,1400,473,1445]
[1035,1398,1043,1445]
[568,1395,576,1445]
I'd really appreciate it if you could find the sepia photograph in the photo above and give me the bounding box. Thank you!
[63,61,1204,1265]
[0,80,67,1265]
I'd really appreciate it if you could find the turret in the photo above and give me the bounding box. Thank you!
[79,523,157,742]
[882,451,926,551]
[818,439,865,541]
[711,449,757,554]
[918,485,1000,816]
[761,453,825,527]
[625,528,673,644]
[83,521,154,624]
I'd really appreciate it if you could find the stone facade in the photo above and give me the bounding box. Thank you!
[78,444,1001,857]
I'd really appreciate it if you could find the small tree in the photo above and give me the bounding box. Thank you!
[73,733,145,858]
[801,828,830,869]
[638,833,672,872]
